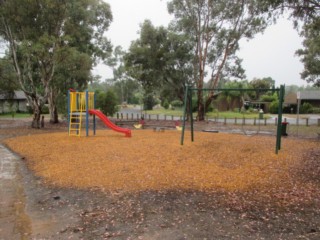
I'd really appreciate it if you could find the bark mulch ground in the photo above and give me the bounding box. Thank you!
[1,120,320,239]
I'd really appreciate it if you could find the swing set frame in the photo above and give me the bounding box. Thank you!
[180,85,285,154]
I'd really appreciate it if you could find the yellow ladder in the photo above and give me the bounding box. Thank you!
[68,92,85,136]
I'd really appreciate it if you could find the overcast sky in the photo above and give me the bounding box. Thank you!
[95,0,307,87]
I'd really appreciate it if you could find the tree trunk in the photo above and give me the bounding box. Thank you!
[197,90,205,121]
[48,89,59,123]
[31,102,41,128]
[49,105,59,124]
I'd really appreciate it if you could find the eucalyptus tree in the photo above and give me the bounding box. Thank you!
[219,80,250,111]
[0,0,112,127]
[259,0,319,21]
[167,0,272,120]
[0,56,18,95]
[124,20,194,105]
[108,46,142,104]
[296,18,320,86]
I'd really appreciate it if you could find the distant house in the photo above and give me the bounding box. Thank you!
[0,90,28,113]
[299,90,320,107]
[284,90,320,112]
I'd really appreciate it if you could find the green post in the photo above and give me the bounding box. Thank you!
[190,89,194,142]
[180,85,189,145]
[276,85,285,154]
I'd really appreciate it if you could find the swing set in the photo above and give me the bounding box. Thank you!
[180,85,285,154]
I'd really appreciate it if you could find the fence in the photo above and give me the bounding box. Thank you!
[114,112,320,127]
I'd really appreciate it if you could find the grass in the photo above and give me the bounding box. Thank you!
[0,113,32,118]
[145,108,270,119]
[145,108,182,116]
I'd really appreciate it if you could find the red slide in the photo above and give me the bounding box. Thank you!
[88,109,131,137]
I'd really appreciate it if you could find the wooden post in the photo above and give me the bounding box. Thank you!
[120,113,123,120]
[254,117,256,126]
[117,112,119,119]
[235,117,237,125]
[131,113,134,120]
[306,118,309,126]
[126,113,128,120]
[242,117,245,125]
[264,118,267,126]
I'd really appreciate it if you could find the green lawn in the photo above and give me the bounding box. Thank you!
[0,113,32,118]
[145,108,270,119]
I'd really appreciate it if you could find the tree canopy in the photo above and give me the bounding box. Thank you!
[167,0,271,120]
[0,0,112,126]
[124,20,194,102]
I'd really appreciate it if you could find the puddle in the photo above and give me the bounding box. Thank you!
[0,144,81,239]
[0,144,32,239]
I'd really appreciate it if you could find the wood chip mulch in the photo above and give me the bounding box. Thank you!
[4,130,319,193]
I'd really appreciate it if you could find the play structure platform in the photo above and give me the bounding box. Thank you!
[68,89,131,137]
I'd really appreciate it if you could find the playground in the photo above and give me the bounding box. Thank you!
[4,130,319,192]
[0,90,319,239]
[1,121,320,239]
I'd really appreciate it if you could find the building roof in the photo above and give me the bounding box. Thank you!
[284,92,297,104]
[299,90,320,100]
[0,90,27,100]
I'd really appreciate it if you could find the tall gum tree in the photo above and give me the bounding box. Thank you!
[124,20,194,103]
[167,0,272,120]
[0,0,112,127]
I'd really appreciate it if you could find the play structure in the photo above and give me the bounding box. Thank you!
[67,89,131,137]
[180,85,286,154]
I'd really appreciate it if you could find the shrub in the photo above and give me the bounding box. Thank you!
[312,107,320,114]
[143,94,156,110]
[162,99,169,109]
[300,102,313,114]
[41,104,49,114]
[96,89,119,116]
[269,100,279,114]
[261,93,277,102]
[171,100,183,108]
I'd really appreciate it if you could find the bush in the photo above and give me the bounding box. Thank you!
[143,94,156,110]
[269,100,279,114]
[162,99,169,109]
[41,104,49,114]
[96,89,119,116]
[192,98,198,112]
[57,93,67,117]
[261,93,277,102]
[171,100,183,108]
[312,107,320,114]
[128,94,140,105]
[300,102,313,114]
[205,104,214,113]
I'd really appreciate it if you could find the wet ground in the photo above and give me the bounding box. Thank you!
[0,118,320,239]
[0,143,83,239]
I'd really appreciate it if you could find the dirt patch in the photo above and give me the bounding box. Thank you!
[1,121,320,239]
